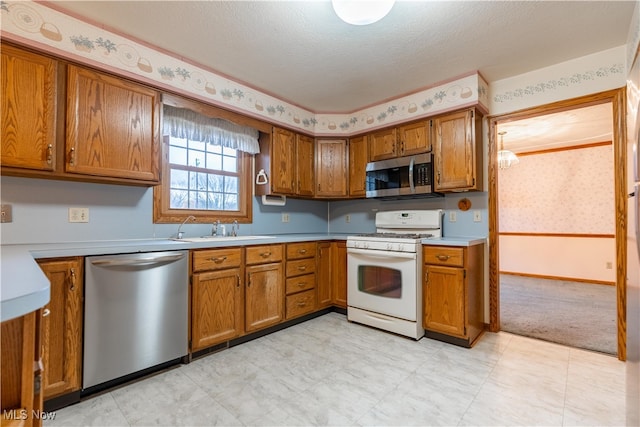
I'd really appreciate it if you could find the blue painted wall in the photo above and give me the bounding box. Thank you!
[0,176,487,245]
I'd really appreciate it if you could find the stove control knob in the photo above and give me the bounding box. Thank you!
[386,243,393,250]
[363,242,369,249]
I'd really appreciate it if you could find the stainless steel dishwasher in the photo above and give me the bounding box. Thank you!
[83,250,188,390]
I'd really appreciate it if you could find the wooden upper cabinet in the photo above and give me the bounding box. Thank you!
[270,127,296,194]
[1,45,57,171]
[315,139,348,198]
[432,108,483,192]
[397,120,431,156]
[348,136,368,198]
[66,65,160,183]
[296,134,315,197]
[369,127,397,161]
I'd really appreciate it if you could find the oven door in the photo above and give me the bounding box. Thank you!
[347,247,419,321]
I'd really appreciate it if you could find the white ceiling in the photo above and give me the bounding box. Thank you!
[51,0,634,114]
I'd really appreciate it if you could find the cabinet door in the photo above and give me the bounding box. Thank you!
[296,134,315,197]
[315,139,348,198]
[331,241,348,308]
[316,242,332,308]
[192,268,243,351]
[423,265,466,337]
[66,65,160,182]
[271,127,296,194]
[433,109,476,191]
[369,128,397,161]
[398,120,431,156]
[348,136,368,198]
[245,263,284,332]
[1,45,57,171]
[38,258,83,399]
[1,310,41,427]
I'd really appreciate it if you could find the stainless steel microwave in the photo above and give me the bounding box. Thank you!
[365,153,441,199]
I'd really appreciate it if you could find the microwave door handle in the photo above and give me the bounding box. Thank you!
[409,156,415,193]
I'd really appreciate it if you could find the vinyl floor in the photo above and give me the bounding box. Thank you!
[45,312,625,426]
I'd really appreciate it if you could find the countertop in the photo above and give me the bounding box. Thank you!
[1,233,485,322]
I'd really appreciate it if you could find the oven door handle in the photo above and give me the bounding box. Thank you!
[347,248,417,260]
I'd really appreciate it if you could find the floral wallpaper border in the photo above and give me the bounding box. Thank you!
[492,63,625,104]
[0,1,489,136]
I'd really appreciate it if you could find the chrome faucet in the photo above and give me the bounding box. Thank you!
[211,220,221,236]
[231,220,239,237]
[176,215,196,239]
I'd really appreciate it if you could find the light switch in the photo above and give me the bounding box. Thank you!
[473,210,482,222]
[449,211,457,222]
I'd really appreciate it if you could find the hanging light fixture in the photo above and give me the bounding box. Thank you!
[332,0,395,25]
[498,131,519,170]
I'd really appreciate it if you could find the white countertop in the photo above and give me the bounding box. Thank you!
[1,233,484,322]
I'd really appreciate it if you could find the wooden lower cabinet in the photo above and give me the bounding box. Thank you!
[422,244,484,347]
[245,262,284,332]
[285,242,317,320]
[331,241,347,308]
[37,258,83,400]
[191,248,243,351]
[316,242,332,308]
[1,309,44,427]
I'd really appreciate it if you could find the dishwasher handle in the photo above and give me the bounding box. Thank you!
[90,253,186,268]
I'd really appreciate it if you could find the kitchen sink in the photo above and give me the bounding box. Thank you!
[171,235,276,243]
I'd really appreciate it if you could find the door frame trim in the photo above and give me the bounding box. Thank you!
[487,87,627,360]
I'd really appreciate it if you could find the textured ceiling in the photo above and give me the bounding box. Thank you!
[50,1,635,113]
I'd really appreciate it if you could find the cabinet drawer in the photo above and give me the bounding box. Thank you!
[423,246,464,267]
[286,258,316,277]
[193,248,242,272]
[246,244,283,265]
[286,242,316,260]
[285,273,315,295]
[286,289,316,319]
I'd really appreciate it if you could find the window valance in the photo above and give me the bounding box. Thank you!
[163,105,260,154]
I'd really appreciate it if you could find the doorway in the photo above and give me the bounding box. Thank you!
[487,88,628,360]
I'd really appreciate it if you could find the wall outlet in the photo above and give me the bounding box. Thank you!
[1,204,13,223]
[69,207,89,223]
[473,210,482,222]
[449,211,457,222]
[345,214,351,223]
[281,213,290,223]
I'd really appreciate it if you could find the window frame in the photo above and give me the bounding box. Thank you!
[153,95,267,224]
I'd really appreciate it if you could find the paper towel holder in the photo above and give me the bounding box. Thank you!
[261,194,286,206]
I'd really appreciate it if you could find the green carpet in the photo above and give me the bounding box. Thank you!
[500,274,617,355]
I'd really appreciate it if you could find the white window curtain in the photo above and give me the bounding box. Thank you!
[163,105,260,154]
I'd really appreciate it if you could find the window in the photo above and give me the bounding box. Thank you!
[154,102,260,224]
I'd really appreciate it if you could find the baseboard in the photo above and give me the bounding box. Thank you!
[500,271,615,286]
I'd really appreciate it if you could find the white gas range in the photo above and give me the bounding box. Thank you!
[346,209,443,339]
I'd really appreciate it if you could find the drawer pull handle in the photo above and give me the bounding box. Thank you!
[298,249,307,254]
[211,256,227,263]
[70,268,76,291]
[261,252,272,258]
[43,308,51,317]
[436,254,450,261]
[296,302,307,307]
[46,144,53,164]
[298,266,307,271]
[69,147,76,165]
[297,282,306,287]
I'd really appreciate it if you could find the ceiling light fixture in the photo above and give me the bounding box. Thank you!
[332,0,395,25]
[498,131,519,170]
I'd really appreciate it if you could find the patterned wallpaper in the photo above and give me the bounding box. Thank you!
[498,145,614,234]
[0,1,489,136]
